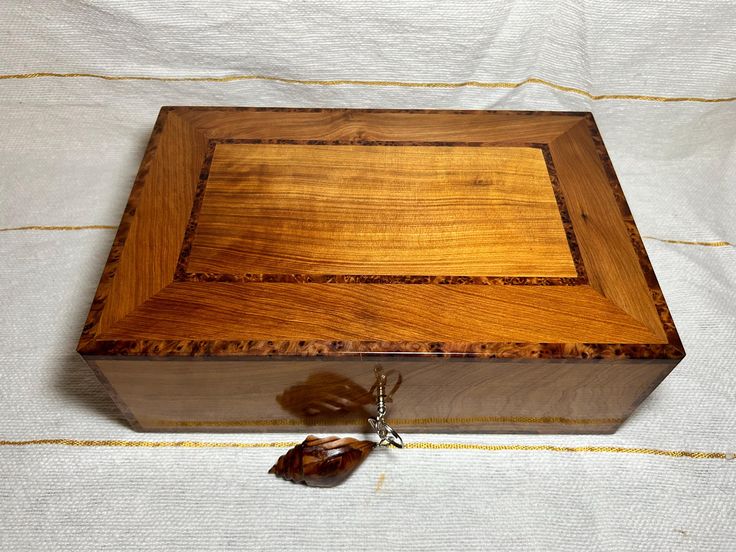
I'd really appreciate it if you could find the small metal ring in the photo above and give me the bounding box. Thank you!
[378,422,404,449]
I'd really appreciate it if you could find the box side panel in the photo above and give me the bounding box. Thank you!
[83,357,143,431]
[91,357,678,434]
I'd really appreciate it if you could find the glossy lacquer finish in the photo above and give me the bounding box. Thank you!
[269,435,375,487]
[77,108,684,433]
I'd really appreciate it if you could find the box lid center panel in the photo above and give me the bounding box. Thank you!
[181,142,577,278]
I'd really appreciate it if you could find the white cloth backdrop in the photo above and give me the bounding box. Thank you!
[1,2,735,550]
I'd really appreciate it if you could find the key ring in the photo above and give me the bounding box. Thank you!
[367,366,404,448]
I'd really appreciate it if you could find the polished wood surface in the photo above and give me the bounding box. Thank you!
[102,282,660,343]
[77,108,685,434]
[91,357,674,433]
[269,435,375,487]
[189,143,575,276]
[549,121,665,338]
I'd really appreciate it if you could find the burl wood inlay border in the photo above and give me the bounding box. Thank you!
[77,108,684,361]
[174,140,587,286]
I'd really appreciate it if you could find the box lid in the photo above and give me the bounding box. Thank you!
[78,108,684,360]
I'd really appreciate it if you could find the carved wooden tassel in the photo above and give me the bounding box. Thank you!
[269,435,375,487]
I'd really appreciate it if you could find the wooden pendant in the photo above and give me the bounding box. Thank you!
[269,435,375,487]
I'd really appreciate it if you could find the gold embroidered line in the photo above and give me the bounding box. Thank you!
[1,225,730,250]
[642,236,732,247]
[0,439,298,449]
[395,415,621,426]
[1,72,734,103]
[405,443,729,459]
[0,225,116,232]
[139,415,624,428]
[0,438,730,460]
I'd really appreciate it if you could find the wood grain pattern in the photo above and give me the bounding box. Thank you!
[187,143,576,277]
[92,357,675,434]
[584,114,684,353]
[77,108,685,434]
[269,435,375,487]
[97,109,208,334]
[549,120,665,339]
[99,282,661,344]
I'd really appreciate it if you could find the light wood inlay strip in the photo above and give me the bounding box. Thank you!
[137,415,625,427]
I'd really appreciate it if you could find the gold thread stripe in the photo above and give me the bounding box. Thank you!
[396,415,621,426]
[405,443,730,459]
[139,415,624,428]
[0,439,298,449]
[0,225,730,249]
[642,235,732,247]
[0,438,730,460]
[1,72,734,103]
[0,225,116,232]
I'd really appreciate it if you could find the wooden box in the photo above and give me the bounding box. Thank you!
[77,108,684,434]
